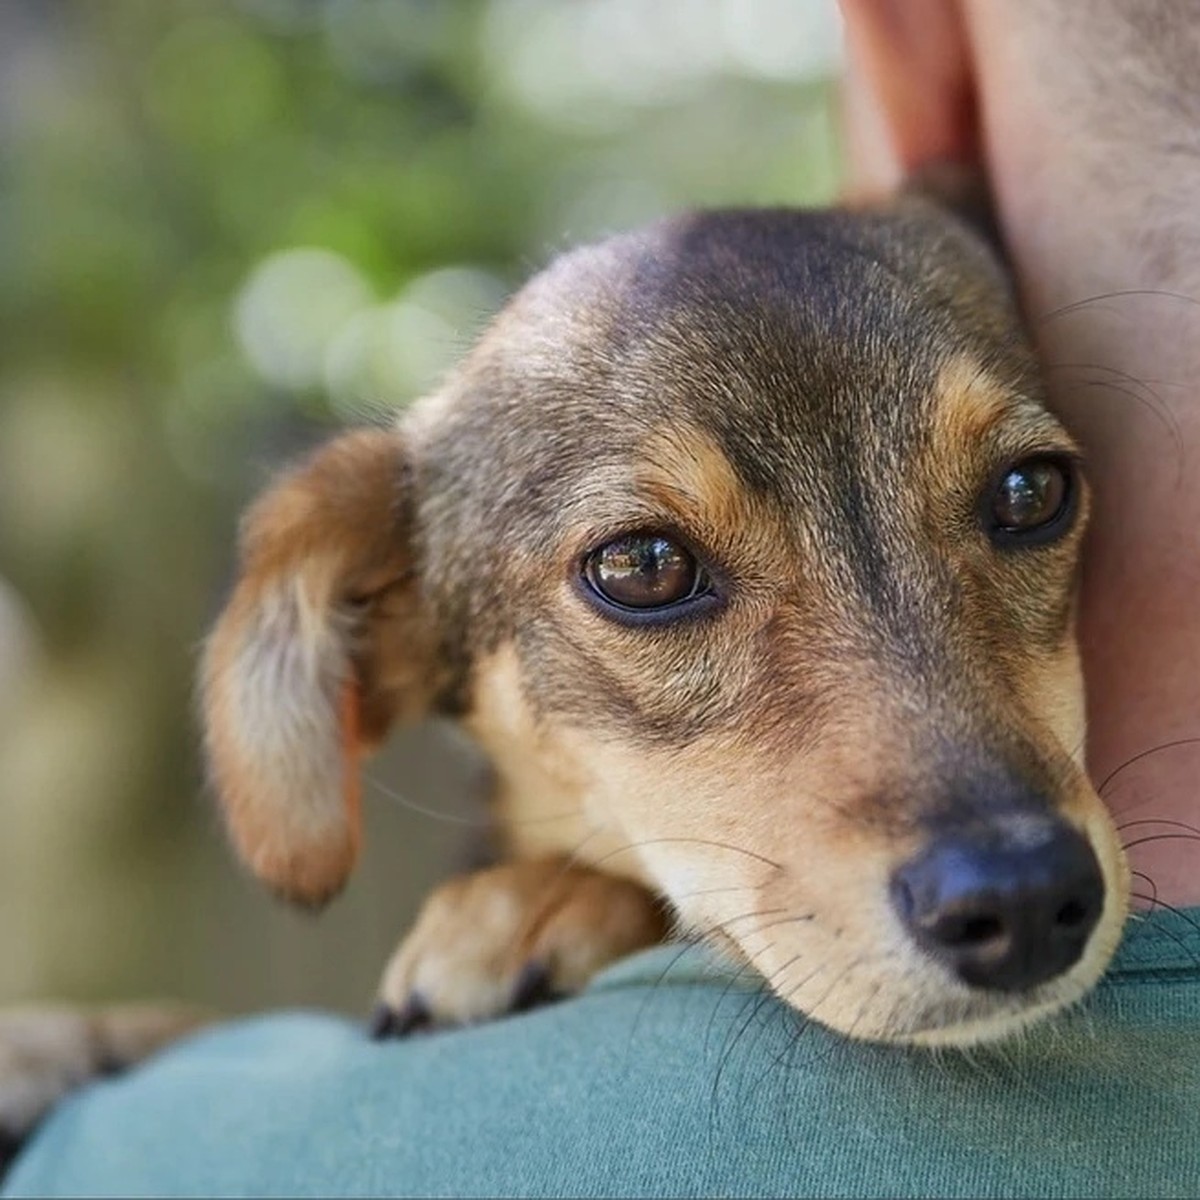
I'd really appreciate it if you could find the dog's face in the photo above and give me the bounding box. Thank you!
[203,195,1129,1045]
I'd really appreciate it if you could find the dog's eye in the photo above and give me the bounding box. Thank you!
[583,534,708,612]
[987,456,1074,542]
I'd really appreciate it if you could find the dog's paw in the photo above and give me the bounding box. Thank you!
[370,859,668,1036]
[0,1004,207,1144]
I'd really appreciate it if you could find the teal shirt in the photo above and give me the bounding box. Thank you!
[6,907,1200,1198]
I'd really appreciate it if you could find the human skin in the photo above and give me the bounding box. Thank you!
[840,0,1200,906]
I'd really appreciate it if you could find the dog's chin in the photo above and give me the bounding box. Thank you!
[898,933,1125,1046]
[786,964,1098,1049]
[840,919,1125,1048]
[869,977,1094,1048]
[737,884,1129,1049]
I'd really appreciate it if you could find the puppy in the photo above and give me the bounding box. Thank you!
[0,175,1131,1150]
[202,171,1128,1043]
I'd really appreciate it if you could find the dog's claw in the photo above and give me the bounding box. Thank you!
[510,961,560,1013]
[366,1002,397,1041]
[367,995,431,1041]
[368,970,559,1040]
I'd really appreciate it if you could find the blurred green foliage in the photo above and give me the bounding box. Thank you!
[0,0,840,1009]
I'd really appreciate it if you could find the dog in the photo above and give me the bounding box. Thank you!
[0,169,1131,1152]
[199,164,1129,1039]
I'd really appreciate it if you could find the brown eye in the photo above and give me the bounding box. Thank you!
[583,533,707,612]
[988,457,1073,541]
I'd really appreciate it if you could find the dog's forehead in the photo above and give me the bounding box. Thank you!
[417,207,1080,744]
[461,205,1040,505]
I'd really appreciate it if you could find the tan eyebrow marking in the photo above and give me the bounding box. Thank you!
[930,353,1015,448]
[636,424,747,526]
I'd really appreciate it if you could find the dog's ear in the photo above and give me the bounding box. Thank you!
[201,428,440,907]
[902,160,1005,259]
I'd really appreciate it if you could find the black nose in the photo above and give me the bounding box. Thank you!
[890,821,1104,992]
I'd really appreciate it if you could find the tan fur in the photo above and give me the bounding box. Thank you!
[376,860,666,1025]
[466,642,1127,1044]
[0,169,1144,1162]
[467,645,640,880]
[191,201,1131,1047]
[200,428,440,906]
[635,425,800,590]
[930,354,1019,445]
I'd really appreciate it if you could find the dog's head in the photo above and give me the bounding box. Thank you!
[202,189,1129,1045]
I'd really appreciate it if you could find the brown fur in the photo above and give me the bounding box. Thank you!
[193,188,1129,1045]
[0,183,1136,1150]
[200,430,443,904]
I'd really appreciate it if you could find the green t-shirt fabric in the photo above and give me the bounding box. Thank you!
[4,906,1199,1198]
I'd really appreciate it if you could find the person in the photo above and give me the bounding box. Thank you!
[5,3,1199,1196]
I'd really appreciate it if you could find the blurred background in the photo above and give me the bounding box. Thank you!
[0,0,842,1015]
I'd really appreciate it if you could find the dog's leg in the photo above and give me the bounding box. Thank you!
[370,859,668,1036]
[0,1004,208,1151]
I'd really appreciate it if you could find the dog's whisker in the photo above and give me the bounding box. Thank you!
[726,912,815,945]
[761,999,814,1079]
[586,838,783,873]
[1046,364,1183,463]
[363,771,583,829]
[1121,832,1200,852]
[768,954,870,1077]
[745,980,823,1104]
[561,826,619,885]
[703,954,772,1062]
[1034,287,1200,326]
[709,907,789,933]
[800,953,867,1022]
[622,941,697,1064]
[1120,870,1162,944]
[1128,875,1200,941]
[1044,359,1185,402]
[1096,737,1200,797]
[711,967,786,1122]
[1130,869,1159,901]
[362,773,487,827]
[778,959,829,1012]
[1128,893,1200,968]
[1117,817,1200,837]
[671,883,759,901]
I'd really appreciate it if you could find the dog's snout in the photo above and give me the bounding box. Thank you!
[890,821,1104,992]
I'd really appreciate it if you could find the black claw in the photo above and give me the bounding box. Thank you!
[393,994,433,1035]
[367,1002,398,1040]
[367,994,432,1041]
[510,961,562,1013]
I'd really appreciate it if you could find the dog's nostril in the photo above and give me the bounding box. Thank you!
[943,914,1004,947]
[891,878,916,922]
[890,821,1104,992]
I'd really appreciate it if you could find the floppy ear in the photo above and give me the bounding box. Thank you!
[903,160,1005,259]
[201,428,440,907]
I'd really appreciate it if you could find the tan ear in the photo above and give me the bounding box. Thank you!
[902,160,1004,257]
[201,428,438,907]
